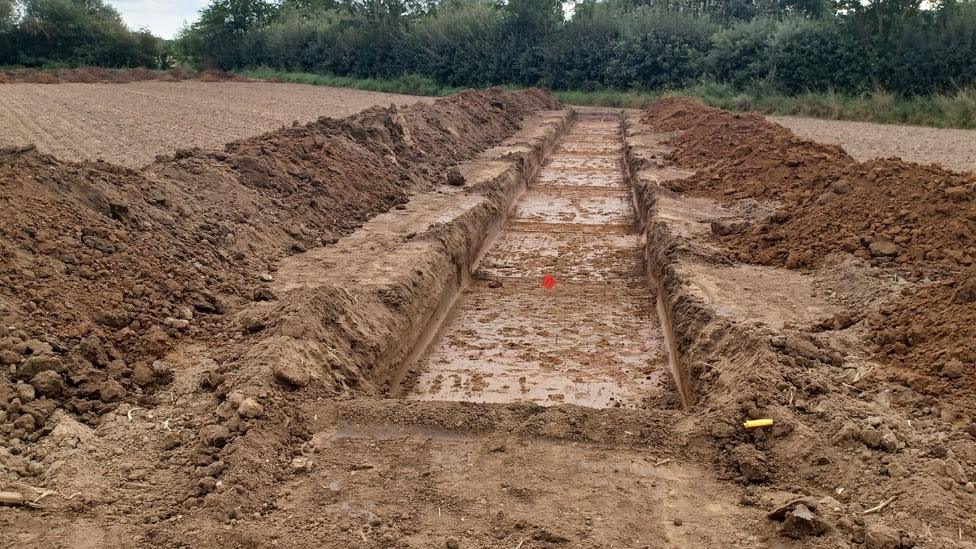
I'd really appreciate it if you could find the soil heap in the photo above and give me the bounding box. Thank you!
[0,88,558,463]
[643,97,976,397]
[635,97,976,546]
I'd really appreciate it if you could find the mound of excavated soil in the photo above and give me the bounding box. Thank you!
[0,89,557,449]
[0,67,235,85]
[644,97,976,400]
[868,271,976,395]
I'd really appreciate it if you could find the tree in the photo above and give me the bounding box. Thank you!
[180,0,278,67]
[836,0,924,37]
[2,0,161,66]
[347,0,438,19]
[706,17,778,88]
[543,3,621,89]
[0,0,16,28]
[411,0,503,85]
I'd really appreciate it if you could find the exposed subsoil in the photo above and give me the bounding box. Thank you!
[630,98,976,547]
[645,98,975,394]
[405,115,674,409]
[2,89,975,549]
[0,89,562,540]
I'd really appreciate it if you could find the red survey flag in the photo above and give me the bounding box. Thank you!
[542,274,558,289]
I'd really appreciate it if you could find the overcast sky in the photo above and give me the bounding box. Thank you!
[108,0,209,39]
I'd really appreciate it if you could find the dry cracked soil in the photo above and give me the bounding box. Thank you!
[0,82,974,549]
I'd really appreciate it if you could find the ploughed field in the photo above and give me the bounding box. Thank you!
[771,115,976,173]
[0,81,433,167]
[2,79,974,172]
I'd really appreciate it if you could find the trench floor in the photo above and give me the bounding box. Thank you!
[408,115,671,408]
[161,113,769,548]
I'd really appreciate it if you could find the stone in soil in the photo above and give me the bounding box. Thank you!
[864,523,901,549]
[130,362,156,386]
[30,371,64,397]
[446,168,466,187]
[199,424,231,447]
[781,503,828,538]
[273,362,311,388]
[237,397,264,419]
[732,444,769,483]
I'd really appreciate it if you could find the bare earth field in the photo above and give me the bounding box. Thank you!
[0,81,433,167]
[1,80,972,174]
[771,115,976,173]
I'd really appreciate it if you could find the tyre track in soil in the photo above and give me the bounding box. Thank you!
[27,85,119,161]
[0,87,80,161]
[30,84,220,165]
[1,85,116,162]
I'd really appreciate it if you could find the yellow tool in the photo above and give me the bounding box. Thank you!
[743,419,774,429]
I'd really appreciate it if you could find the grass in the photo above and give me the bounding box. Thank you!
[241,69,976,130]
[240,68,458,97]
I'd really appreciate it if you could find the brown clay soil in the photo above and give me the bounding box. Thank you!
[0,81,433,167]
[626,100,976,548]
[2,89,975,549]
[644,98,975,398]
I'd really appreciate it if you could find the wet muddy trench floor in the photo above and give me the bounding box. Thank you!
[403,114,672,409]
[271,113,772,549]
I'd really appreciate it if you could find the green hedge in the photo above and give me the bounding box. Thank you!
[173,0,976,97]
[0,0,165,68]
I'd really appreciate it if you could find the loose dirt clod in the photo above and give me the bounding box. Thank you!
[0,491,25,506]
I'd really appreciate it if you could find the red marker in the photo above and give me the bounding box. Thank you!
[542,274,558,289]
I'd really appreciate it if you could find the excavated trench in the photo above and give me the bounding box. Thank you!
[394,112,684,409]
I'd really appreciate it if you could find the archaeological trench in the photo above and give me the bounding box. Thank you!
[0,89,974,548]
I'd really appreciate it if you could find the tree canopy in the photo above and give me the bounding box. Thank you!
[2,0,975,97]
[0,0,164,67]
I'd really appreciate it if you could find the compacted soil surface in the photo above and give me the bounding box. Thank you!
[0,81,432,167]
[1,90,974,549]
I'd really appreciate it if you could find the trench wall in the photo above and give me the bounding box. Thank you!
[239,109,575,397]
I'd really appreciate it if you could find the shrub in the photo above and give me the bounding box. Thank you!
[604,10,715,90]
[706,17,777,89]
[766,18,870,93]
[409,1,503,86]
[542,5,620,90]
[873,5,976,95]
[1,0,162,67]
